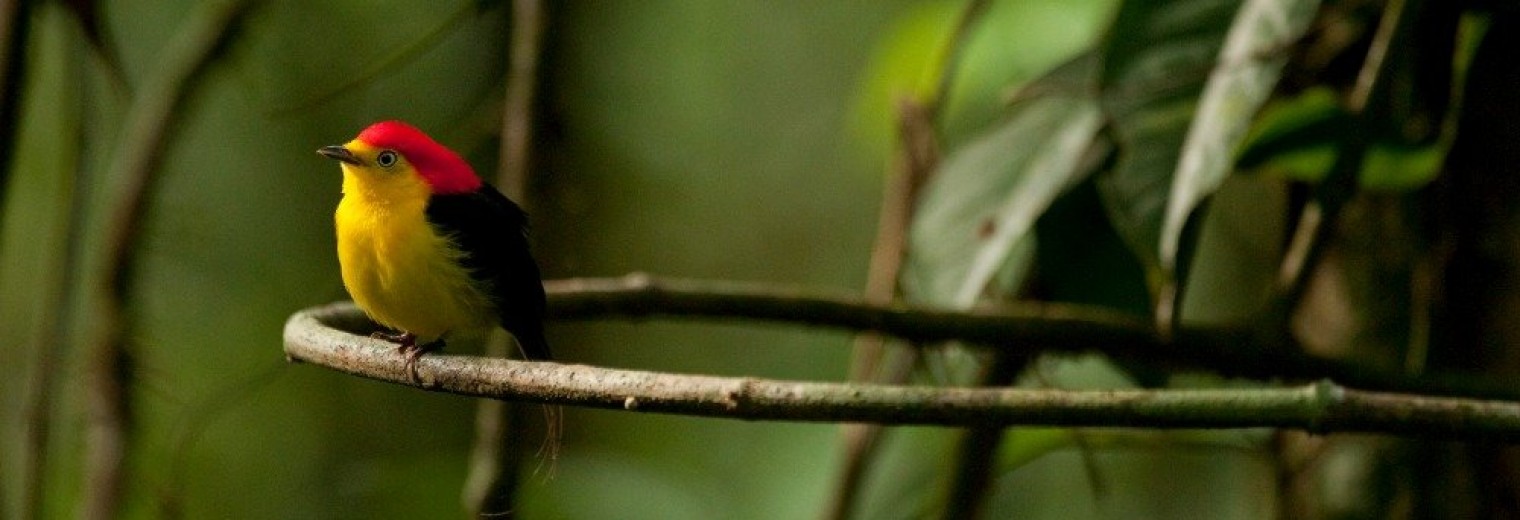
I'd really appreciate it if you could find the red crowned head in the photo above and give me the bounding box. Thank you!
[353,120,481,194]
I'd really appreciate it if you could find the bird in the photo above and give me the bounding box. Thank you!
[317,120,551,378]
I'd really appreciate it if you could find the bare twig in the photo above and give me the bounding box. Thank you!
[464,0,549,516]
[825,347,919,519]
[826,96,937,520]
[842,0,979,385]
[285,302,1520,439]
[842,0,989,378]
[84,2,251,518]
[829,7,1047,508]
[463,350,534,517]
[1272,430,1327,520]
[926,0,991,119]
[846,98,938,382]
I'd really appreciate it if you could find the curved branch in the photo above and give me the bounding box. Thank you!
[542,275,1520,401]
[285,302,1520,439]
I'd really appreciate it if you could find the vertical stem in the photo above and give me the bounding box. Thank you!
[464,0,547,516]
[21,53,86,520]
[15,8,84,520]
[822,2,990,518]
[463,333,535,517]
[494,0,545,206]
[82,339,132,520]
[822,99,937,520]
[940,353,1026,520]
[822,345,920,520]
[81,2,249,517]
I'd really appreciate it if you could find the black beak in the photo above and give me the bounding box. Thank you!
[317,145,361,165]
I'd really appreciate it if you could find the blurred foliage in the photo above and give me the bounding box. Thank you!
[2,0,1517,519]
[3,0,910,518]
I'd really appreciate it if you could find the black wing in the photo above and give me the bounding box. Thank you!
[425,186,550,360]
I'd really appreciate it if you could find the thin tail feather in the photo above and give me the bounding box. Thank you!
[534,402,562,478]
[510,328,560,476]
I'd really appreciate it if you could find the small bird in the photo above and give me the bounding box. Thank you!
[317,120,551,377]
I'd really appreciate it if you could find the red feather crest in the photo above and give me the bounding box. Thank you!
[356,120,482,194]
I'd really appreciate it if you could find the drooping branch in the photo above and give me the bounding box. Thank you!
[284,302,1520,440]
[541,275,1520,401]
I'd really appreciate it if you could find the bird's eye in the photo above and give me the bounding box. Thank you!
[376,150,398,167]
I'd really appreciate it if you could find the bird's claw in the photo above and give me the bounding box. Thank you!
[401,346,425,383]
[369,331,432,383]
[396,339,441,384]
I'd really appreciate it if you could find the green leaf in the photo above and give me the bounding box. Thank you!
[1235,87,1344,171]
[1094,0,1246,279]
[904,84,1104,308]
[1094,0,1242,278]
[847,2,971,159]
[1239,88,1453,192]
[850,0,1116,161]
[1159,0,1321,272]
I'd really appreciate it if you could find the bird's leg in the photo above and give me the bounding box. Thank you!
[370,330,415,346]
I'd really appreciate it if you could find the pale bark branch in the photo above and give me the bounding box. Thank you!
[285,301,1520,439]
[539,275,1520,401]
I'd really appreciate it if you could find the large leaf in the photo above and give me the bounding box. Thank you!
[1094,0,1241,278]
[881,19,1117,520]
[904,58,1105,309]
[1159,0,1320,271]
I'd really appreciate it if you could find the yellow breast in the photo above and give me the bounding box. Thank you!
[334,179,495,342]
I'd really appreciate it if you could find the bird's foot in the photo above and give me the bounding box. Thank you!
[368,331,440,382]
[399,339,443,383]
